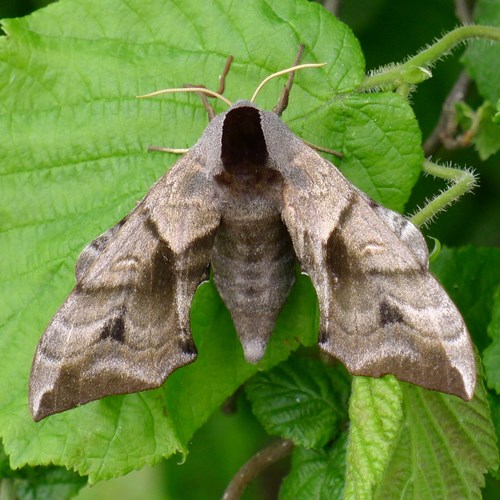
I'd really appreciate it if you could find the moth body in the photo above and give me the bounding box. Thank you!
[209,104,297,362]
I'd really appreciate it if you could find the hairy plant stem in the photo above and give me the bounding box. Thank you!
[410,160,477,227]
[359,25,500,92]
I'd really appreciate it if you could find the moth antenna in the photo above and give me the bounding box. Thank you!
[147,145,189,154]
[137,87,233,107]
[216,55,234,96]
[184,84,217,121]
[302,139,344,159]
[184,57,234,121]
[197,93,216,121]
[273,44,305,116]
[250,62,326,104]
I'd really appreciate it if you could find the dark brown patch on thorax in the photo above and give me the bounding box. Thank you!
[221,106,267,174]
[217,105,283,190]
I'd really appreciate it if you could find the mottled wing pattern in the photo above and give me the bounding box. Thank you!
[281,145,476,400]
[29,150,220,420]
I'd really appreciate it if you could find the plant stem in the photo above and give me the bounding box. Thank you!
[423,71,471,156]
[410,160,477,227]
[222,440,294,499]
[359,25,500,92]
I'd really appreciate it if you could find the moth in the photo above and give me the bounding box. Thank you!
[29,55,476,421]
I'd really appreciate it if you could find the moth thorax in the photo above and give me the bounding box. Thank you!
[220,106,270,181]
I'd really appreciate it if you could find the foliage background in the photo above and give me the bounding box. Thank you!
[0,0,498,499]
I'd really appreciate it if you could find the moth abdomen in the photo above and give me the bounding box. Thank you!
[211,209,296,363]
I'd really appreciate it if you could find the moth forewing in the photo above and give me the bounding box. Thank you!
[29,153,220,421]
[262,109,476,401]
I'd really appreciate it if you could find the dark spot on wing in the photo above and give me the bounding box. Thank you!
[326,196,355,282]
[318,328,328,344]
[179,334,198,356]
[101,316,126,342]
[379,300,404,326]
[89,240,101,251]
[143,213,163,242]
[327,231,349,282]
[368,198,380,209]
[89,217,128,253]
[116,214,129,227]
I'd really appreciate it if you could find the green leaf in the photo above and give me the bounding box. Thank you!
[0,443,86,500]
[474,102,500,160]
[430,246,500,351]
[462,0,500,103]
[0,0,423,482]
[455,101,500,160]
[345,372,498,499]
[373,378,497,499]
[487,393,500,479]
[245,356,350,449]
[483,286,500,393]
[494,99,500,123]
[280,434,347,500]
[344,376,404,498]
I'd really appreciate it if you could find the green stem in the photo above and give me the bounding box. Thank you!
[359,25,500,92]
[410,160,477,227]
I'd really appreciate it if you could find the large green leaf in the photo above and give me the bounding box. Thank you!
[0,0,423,482]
